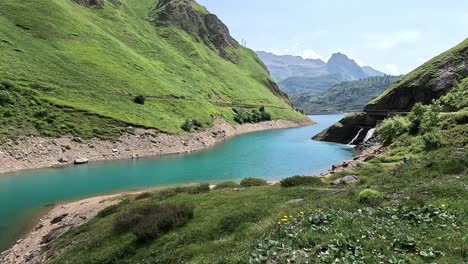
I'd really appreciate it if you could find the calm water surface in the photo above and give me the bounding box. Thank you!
[0,114,353,250]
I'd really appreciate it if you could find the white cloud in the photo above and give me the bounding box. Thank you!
[262,48,327,61]
[384,64,400,75]
[366,31,422,51]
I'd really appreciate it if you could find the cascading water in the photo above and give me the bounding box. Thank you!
[348,128,364,145]
[363,128,375,143]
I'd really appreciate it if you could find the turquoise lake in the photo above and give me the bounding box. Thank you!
[0,114,353,251]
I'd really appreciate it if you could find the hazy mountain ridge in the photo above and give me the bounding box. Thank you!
[256,51,386,96]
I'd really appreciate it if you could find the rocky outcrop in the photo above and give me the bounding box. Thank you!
[365,38,468,112]
[312,113,379,144]
[315,38,468,144]
[153,0,240,63]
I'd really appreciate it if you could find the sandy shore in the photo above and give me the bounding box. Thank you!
[0,194,126,264]
[0,117,313,175]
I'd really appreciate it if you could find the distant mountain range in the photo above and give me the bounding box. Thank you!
[291,75,402,114]
[256,51,386,95]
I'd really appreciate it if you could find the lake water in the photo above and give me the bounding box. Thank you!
[0,114,353,251]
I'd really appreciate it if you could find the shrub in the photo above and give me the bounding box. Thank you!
[187,183,210,194]
[97,203,121,218]
[407,102,441,134]
[133,95,145,105]
[0,91,13,106]
[358,189,383,206]
[421,131,444,150]
[377,116,409,145]
[135,192,153,200]
[213,181,239,190]
[181,118,203,132]
[240,177,268,187]
[0,80,15,90]
[280,176,323,188]
[113,203,194,242]
[233,107,271,124]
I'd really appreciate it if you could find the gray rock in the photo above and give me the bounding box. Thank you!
[41,225,72,244]
[332,175,359,185]
[58,157,68,163]
[74,158,89,165]
[286,198,304,204]
[50,213,68,224]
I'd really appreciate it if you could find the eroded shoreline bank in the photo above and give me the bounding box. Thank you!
[0,118,313,175]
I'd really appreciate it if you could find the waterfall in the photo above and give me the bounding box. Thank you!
[363,128,376,143]
[348,128,364,145]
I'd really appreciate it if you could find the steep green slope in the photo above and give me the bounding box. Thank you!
[292,75,401,114]
[366,38,468,112]
[0,0,303,140]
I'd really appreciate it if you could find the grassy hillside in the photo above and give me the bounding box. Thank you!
[0,0,304,141]
[42,91,468,262]
[292,75,401,114]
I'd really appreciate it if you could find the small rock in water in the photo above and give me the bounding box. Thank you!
[332,175,359,185]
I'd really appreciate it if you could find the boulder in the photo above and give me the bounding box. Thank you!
[58,157,68,163]
[50,213,68,224]
[40,225,72,244]
[332,175,359,185]
[74,158,89,165]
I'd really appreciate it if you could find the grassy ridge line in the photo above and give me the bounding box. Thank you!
[0,0,304,139]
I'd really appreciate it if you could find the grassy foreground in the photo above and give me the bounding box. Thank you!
[43,100,467,263]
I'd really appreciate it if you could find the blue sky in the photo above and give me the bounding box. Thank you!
[197,0,468,74]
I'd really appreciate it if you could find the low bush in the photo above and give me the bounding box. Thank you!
[421,131,444,150]
[133,95,145,105]
[181,118,203,132]
[187,183,210,194]
[97,203,121,218]
[0,80,15,90]
[240,177,268,187]
[0,91,13,106]
[233,107,272,124]
[135,192,152,200]
[358,189,383,206]
[377,116,409,145]
[213,181,239,190]
[113,203,194,242]
[280,176,323,188]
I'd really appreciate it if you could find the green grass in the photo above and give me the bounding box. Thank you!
[43,116,467,263]
[0,0,304,141]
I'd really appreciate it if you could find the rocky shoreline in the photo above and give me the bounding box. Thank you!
[0,117,313,175]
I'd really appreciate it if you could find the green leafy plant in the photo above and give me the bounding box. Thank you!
[358,189,383,206]
[240,177,268,187]
[280,175,323,188]
[213,181,239,190]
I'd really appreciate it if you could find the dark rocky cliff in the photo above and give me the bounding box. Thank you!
[153,0,240,63]
[365,38,468,112]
